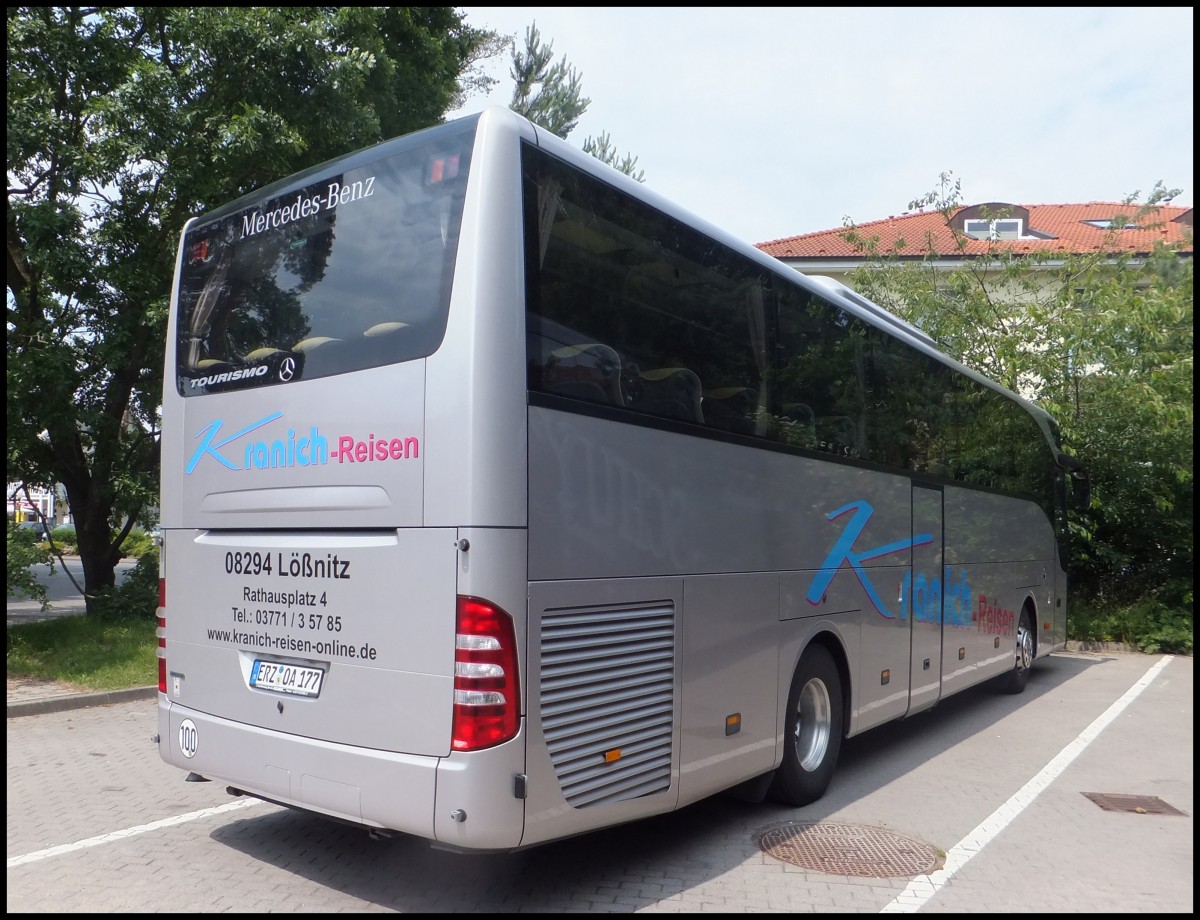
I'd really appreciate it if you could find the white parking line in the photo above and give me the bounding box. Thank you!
[880,655,1175,913]
[6,798,267,869]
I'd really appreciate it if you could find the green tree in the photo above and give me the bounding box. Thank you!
[7,6,502,611]
[509,21,590,138]
[508,21,644,181]
[844,173,1193,611]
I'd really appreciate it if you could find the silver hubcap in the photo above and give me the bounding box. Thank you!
[792,676,832,772]
[1016,618,1033,671]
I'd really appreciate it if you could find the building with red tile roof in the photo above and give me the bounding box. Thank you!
[757,202,1193,283]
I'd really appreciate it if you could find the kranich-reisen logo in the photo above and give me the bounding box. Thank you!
[184,412,419,474]
[806,499,978,627]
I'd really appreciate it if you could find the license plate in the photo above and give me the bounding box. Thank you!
[250,660,324,698]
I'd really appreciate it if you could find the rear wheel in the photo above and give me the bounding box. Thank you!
[997,608,1035,695]
[769,644,844,806]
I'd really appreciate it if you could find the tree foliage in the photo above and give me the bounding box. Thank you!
[7,6,502,609]
[509,21,590,138]
[6,521,53,610]
[508,21,644,181]
[844,173,1193,610]
[581,131,645,184]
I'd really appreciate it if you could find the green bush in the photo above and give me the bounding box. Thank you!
[119,530,157,559]
[1069,594,1193,654]
[41,524,159,559]
[50,524,77,551]
[89,546,160,622]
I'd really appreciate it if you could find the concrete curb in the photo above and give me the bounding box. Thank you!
[7,685,158,719]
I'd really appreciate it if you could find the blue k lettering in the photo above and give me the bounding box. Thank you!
[185,412,284,474]
[806,500,933,618]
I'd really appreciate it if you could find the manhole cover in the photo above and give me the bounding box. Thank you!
[1083,793,1188,816]
[757,822,939,878]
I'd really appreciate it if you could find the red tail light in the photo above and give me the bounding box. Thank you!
[451,595,520,751]
[157,578,167,694]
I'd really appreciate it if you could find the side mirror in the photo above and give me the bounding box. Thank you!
[1072,472,1091,511]
[1056,451,1083,472]
[1058,452,1091,510]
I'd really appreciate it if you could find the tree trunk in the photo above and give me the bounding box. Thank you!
[75,518,121,613]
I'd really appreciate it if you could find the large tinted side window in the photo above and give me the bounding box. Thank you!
[523,144,768,434]
[858,330,954,475]
[770,286,870,460]
[522,141,1055,510]
[948,378,1056,514]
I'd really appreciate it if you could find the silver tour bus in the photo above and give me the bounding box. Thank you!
[157,106,1088,852]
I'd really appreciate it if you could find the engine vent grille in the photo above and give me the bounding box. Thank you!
[540,601,676,808]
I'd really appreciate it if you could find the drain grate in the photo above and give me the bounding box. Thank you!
[1083,793,1188,816]
[757,822,939,878]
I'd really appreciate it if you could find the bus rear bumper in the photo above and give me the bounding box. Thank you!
[158,696,438,839]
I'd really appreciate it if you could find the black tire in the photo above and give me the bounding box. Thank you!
[769,643,844,807]
[997,607,1035,695]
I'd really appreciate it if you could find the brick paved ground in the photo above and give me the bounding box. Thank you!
[7,650,1192,913]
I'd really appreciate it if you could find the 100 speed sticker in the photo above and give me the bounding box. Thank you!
[178,719,198,758]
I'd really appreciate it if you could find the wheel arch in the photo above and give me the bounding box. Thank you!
[766,628,851,806]
[1021,594,1039,659]
[799,629,852,741]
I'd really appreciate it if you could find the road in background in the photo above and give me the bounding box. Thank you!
[7,556,137,626]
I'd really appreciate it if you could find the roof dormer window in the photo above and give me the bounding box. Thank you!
[1082,219,1141,230]
[964,218,1023,241]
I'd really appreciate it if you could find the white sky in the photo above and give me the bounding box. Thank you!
[448,6,1194,245]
